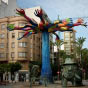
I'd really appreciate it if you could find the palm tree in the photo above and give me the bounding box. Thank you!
[53,40,64,79]
[81,48,88,79]
[76,37,86,66]
[52,40,64,62]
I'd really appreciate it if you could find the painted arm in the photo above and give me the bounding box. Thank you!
[7,24,25,31]
[73,18,87,27]
[7,24,37,31]
[18,31,29,40]
[17,31,34,40]
[34,9,45,24]
[53,32,60,40]
[73,22,87,27]
[7,24,31,31]
[16,9,38,27]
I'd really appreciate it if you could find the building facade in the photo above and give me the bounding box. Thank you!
[64,32,76,55]
[0,0,54,82]
[0,0,18,18]
[0,2,53,81]
[0,16,42,72]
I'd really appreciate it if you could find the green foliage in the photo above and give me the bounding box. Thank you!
[76,37,86,56]
[52,39,64,49]
[29,61,41,75]
[9,62,22,74]
[29,63,33,70]
[7,24,15,31]
[76,37,86,48]
[59,50,68,61]
[0,64,10,73]
[0,64,5,73]
[81,48,88,68]
[82,48,88,59]
[0,62,21,81]
[29,61,41,68]
[76,37,86,65]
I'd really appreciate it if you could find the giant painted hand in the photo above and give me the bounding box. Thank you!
[7,9,87,41]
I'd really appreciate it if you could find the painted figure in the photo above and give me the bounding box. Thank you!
[7,8,87,82]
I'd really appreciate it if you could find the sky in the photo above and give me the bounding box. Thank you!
[17,0,88,48]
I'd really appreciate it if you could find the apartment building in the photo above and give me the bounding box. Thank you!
[0,18,8,63]
[0,0,53,82]
[64,32,76,55]
[0,16,42,68]
[0,4,53,81]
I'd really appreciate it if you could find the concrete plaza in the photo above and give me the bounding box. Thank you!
[0,80,88,88]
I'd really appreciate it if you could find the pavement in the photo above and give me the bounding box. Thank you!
[0,80,88,88]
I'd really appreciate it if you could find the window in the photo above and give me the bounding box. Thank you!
[65,42,70,46]
[30,45,32,48]
[0,34,5,38]
[65,37,70,41]
[65,33,69,36]
[0,43,4,48]
[30,53,32,58]
[71,38,73,41]
[18,52,27,58]
[0,53,5,58]
[18,32,25,39]
[70,33,73,37]
[18,42,27,47]
[11,52,15,58]
[30,36,32,39]
[37,37,39,42]
[11,42,15,48]
[12,33,15,38]
[33,35,35,40]
[1,24,6,29]
[30,39,33,43]
[66,51,71,54]
[19,22,26,27]
[65,47,70,50]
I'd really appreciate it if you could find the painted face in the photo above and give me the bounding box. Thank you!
[63,65,77,79]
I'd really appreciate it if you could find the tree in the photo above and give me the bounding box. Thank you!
[0,64,6,82]
[81,48,88,79]
[51,39,64,63]
[59,50,67,62]
[81,48,88,67]
[9,62,22,74]
[9,62,22,81]
[54,40,64,71]
[76,37,86,66]
[0,63,10,82]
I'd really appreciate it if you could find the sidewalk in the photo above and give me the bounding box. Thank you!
[12,80,88,88]
[1,80,88,88]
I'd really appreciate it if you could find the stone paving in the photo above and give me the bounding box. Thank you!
[0,80,88,88]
